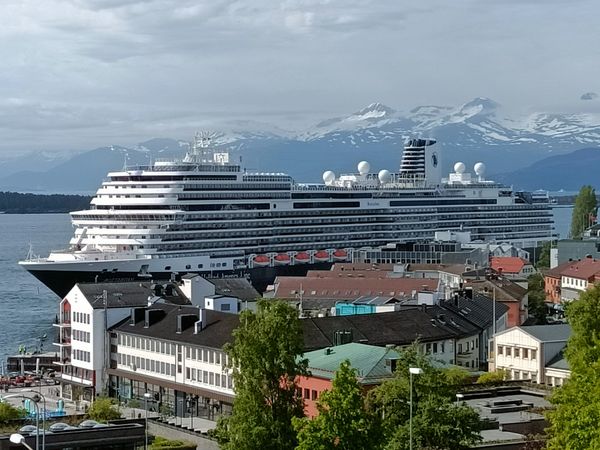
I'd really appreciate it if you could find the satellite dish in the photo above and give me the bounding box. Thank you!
[474,162,486,176]
[323,171,336,185]
[378,169,392,183]
[358,161,370,175]
[454,162,466,174]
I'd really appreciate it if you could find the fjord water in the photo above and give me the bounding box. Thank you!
[0,208,573,368]
[0,214,72,367]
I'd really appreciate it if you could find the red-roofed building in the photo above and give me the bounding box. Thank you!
[558,257,600,301]
[267,276,440,301]
[543,261,574,304]
[490,257,535,278]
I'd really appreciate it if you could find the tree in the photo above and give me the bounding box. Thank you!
[87,397,121,422]
[477,369,509,385]
[0,402,26,423]
[527,273,548,324]
[547,284,600,449]
[570,185,597,239]
[216,300,308,450]
[293,360,384,450]
[367,344,483,450]
[536,241,552,269]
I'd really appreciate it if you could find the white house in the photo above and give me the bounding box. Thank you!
[54,282,158,400]
[491,324,571,385]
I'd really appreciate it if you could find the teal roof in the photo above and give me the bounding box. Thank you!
[304,343,400,385]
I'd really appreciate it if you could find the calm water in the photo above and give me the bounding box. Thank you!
[0,208,573,367]
[0,214,72,366]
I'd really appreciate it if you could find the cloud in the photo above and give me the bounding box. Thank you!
[581,92,598,101]
[0,0,599,155]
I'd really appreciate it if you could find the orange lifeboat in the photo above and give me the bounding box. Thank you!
[333,249,348,261]
[253,255,270,267]
[314,250,330,262]
[295,252,310,263]
[274,253,291,265]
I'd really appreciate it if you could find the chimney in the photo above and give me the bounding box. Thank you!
[194,308,206,334]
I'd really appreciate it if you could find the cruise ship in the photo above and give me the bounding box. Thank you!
[20,134,554,297]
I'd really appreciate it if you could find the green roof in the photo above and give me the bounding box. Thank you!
[304,343,400,385]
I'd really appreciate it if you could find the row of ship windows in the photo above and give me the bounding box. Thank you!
[81,221,551,243]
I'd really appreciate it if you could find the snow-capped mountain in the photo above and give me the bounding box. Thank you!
[2,97,600,192]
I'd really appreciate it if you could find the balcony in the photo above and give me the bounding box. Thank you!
[54,339,71,347]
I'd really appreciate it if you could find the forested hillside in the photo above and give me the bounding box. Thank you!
[0,192,91,213]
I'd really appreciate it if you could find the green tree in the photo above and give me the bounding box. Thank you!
[150,436,197,449]
[87,397,121,422]
[570,185,597,239]
[477,369,509,385]
[293,360,384,450]
[0,402,26,423]
[547,284,600,449]
[368,344,482,450]
[216,300,308,450]
[527,273,548,324]
[536,241,552,269]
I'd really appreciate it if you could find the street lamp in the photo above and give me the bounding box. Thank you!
[10,433,34,450]
[455,393,464,406]
[409,367,423,450]
[26,390,47,450]
[143,392,152,450]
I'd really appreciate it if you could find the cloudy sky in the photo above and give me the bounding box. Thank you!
[1,0,599,156]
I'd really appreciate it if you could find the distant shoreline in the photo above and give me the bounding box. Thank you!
[0,191,91,214]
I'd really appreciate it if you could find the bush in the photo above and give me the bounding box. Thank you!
[87,397,121,423]
[150,436,197,450]
[477,369,510,385]
[0,402,26,423]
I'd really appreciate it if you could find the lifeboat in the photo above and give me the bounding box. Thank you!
[274,253,291,265]
[333,249,348,261]
[314,250,330,262]
[252,255,270,267]
[295,252,310,263]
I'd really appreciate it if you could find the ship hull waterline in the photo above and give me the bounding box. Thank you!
[22,263,334,298]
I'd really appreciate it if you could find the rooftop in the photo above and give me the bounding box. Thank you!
[490,257,530,274]
[75,282,187,309]
[520,324,572,342]
[272,276,439,300]
[210,277,260,302]
[558,257,600,280]
[546,350,569,370]
[303,343,400,384]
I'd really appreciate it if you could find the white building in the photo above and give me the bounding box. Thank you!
[491,324,571,385]
[109,303,240,418]
[54,282,157,400]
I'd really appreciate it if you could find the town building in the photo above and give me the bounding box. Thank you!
[558,258,600,302]
[53,282,181,401]
[109,302,240,418]
[490,257,535,279]
[490,324,571,385]
[297,343,400,417]
[465,277,528,327]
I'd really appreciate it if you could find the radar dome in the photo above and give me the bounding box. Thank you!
[378,169,392,183]
[474,162,486,176]
[358,161,370,175]
[454,162,466,174]
[322,170,336,184]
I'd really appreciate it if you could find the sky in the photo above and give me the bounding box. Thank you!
[1,0,599,156]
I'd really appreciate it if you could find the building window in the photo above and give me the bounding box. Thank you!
[497,346,503,355]
[531,349,537,360]
[304,388,310,399]
[311,390,318,400]
[523,348,529,359]
[186,367,190,379]
[514,348,520,358]
[506,347,512,357]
